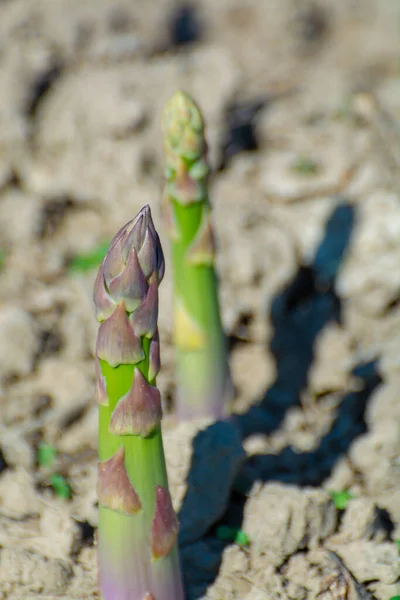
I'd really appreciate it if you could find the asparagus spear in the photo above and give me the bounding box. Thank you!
[162,91,232,420]
[94,206,184,600]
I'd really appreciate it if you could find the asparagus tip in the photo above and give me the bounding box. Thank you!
[162,90,204,161]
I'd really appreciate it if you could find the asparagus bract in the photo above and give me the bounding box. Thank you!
[94,206,184,600]
[162,91,232,420]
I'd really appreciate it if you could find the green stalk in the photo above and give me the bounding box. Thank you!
[94,206,184,600]
[162,91,232,420]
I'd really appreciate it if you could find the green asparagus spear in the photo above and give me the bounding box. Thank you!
[94,206,184,600]
[162,91,232,420]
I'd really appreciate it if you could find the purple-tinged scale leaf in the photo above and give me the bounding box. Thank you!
[148,329,161,382]
[96,301,144,367]
[151,485,178,559]
[185,208,215,266]
[102,231,126,288]
[168,162,204,206]
[95,358,108,405]
[161,191,180,241]
[122,207,149,264]
[131,274,158,338]
[138,222,165,283]
[108,248,148,312]
[98,446,141,515]
[109,368,162,437]
[138,230,156,279]
[93,264,117,322]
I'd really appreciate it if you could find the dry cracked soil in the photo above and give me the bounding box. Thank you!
[0,0,399,598]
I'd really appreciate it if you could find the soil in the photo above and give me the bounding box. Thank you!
[0,1,400,599]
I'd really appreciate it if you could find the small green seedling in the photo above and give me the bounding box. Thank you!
[37,442,57,468]
[395,539,400,551]
[50,473,71,499]
[216,525,250,547]
[291,155,320,175]
[67,241,110,273]
[0,249,5,270]
[329,490,355,510]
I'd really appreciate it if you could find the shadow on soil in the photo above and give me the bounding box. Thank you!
[179,200,383,599]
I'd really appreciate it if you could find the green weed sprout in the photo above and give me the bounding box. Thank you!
[50,473,71,499]
[37,442,57,468]
[93,206,184,600]
[161,91,232,420]
[329,489,355,510]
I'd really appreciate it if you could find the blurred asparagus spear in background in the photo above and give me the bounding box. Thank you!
[93,206,184,600]
[162,91,232,420]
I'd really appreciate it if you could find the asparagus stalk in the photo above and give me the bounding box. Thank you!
[162,91,232,420]
[94,206,184,600]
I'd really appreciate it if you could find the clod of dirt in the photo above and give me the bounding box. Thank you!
[0,548,72,594]
[205,544,251,599]
[0,426,34,469]
[309,323,352,395]
[243,483,337,568]
[331,498,393,543]
[0,468,41,519]
[0,307,37,381]
[329,542,400,585]
[337,190,400,316]
[39,506,81,560]
[0,189,42,248]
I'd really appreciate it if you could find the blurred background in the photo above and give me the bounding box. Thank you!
[0,1,400,599]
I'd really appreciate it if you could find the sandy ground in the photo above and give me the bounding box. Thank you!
[0,0,399,598]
